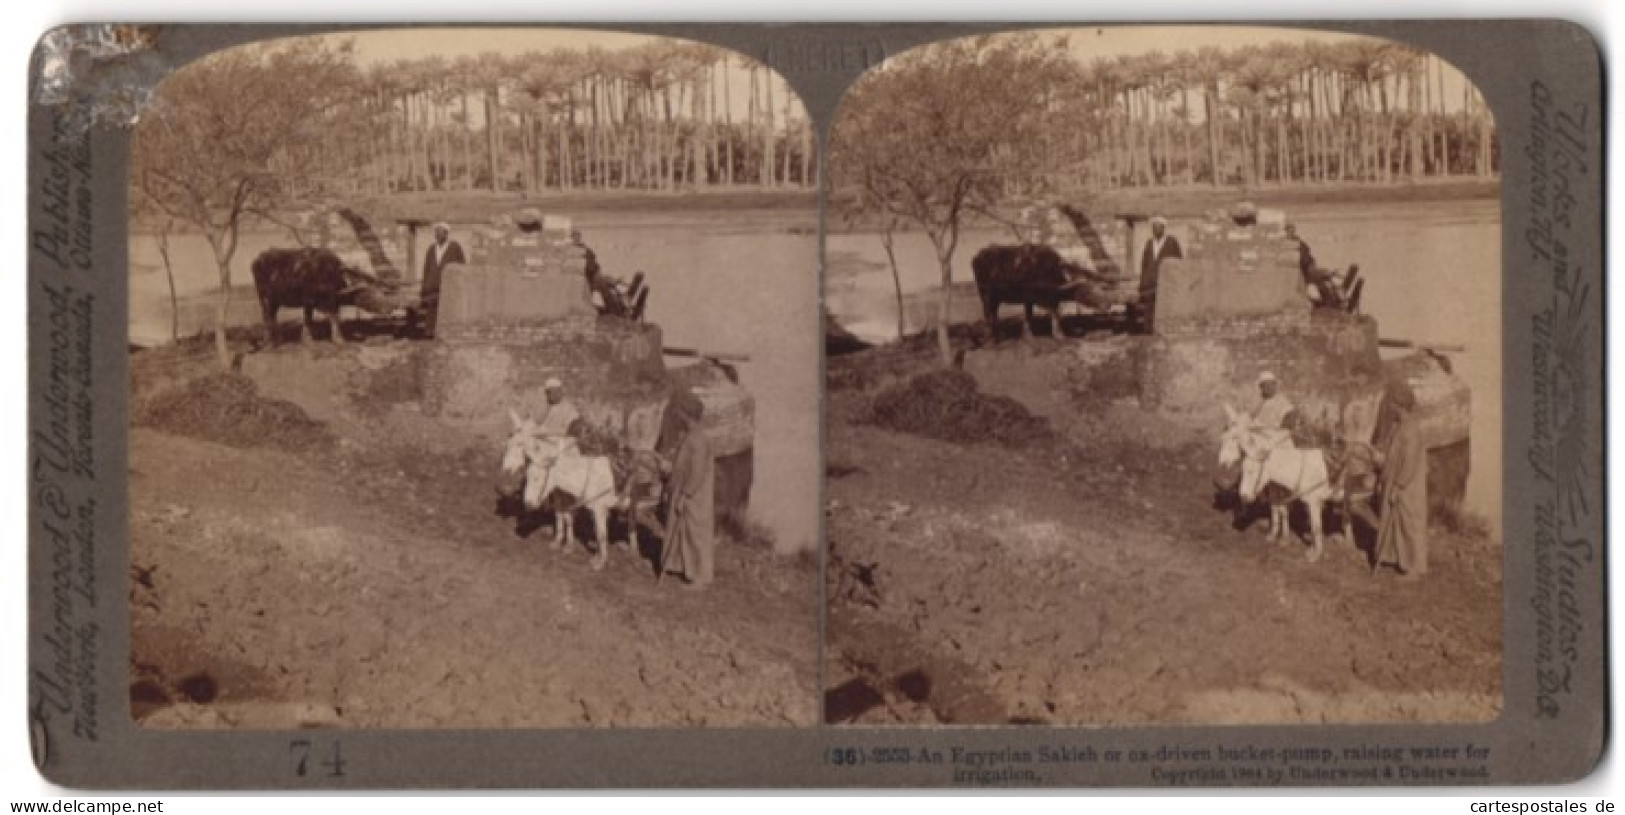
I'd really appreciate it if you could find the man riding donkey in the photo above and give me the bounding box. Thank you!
[502,378,667,567]
[534,378,583,444]
[1219,371,1385,563]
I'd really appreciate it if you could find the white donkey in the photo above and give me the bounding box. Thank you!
[1218,405,1333,563]
[501,410,628,571]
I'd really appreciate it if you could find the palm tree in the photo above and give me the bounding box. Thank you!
[1169,49,1201,185]
[620,42,669,189]
[1263,41,1302,184]
[451,54,481,190]
[474,51,509,191]
[1335,40,1392,182]
[1227,46,1273,185]
[1392,45,1427,181]
[1191,46,1227,186]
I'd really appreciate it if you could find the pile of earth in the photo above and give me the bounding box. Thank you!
[861,369,1056,449]
[132,372,333,454]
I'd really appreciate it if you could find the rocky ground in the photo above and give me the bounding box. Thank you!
[824,333,1502,726]
[128,337,818,729]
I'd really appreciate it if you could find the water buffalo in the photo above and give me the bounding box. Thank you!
[251,247,359,347]
[972,244,1096,341]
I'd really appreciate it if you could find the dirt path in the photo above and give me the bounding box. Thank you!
[130,428,818,729]
[824,384,1502,726]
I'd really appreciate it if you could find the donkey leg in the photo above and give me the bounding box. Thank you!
[553,509,571,552]
[1305,502,1326,563]
[590,510,610,571]
[301,305,315,344]
[615,501,636,550]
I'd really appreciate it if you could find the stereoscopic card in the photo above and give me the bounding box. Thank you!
[24,21,1604,788]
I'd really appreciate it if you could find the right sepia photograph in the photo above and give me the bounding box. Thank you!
[824,26,1503,726]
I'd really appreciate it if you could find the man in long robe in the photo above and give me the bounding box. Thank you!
[420,222,465,338]
[1137,214,1183,334]
[663,405,715,589]
[1374,395,1428,580]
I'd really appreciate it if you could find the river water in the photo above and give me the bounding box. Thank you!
[826,198,1504,535]
[129,210,821,554]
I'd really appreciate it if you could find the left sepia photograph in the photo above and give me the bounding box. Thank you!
[126,27,821,728]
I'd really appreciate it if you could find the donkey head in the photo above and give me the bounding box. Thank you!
[501,410,539,476]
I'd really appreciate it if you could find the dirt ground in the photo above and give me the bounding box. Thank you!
[128,339,818,729]
[823,336,1502,726]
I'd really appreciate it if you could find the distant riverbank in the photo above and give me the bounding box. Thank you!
[829,178,1500,234]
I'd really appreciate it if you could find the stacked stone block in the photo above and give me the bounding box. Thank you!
[1154,213,1307,326]
[1136,312,1387,444]
[440,215,597,330]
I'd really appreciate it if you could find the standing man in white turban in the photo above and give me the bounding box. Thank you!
[420,221,465,338]
[1138,214,1183,334]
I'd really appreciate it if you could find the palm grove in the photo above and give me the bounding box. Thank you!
[831,34,1499,364]
[132,36,817,367]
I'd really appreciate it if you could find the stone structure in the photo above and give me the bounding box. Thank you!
[1157,215,1304,325]
[1137,310,1387,445]
[422,213,755,526]
[1020,197,1470,522]
[1017,200,1306,324]
[268,205,758,528]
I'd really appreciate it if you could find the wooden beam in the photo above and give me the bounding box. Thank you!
[663,346,751,363]
[1379,338,1466,353]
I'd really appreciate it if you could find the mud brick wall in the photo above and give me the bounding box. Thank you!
[1137,312,1387,444]
[423,319,667,436]
[436,264,596,328]
[433,219,600,326]
[666,362,757,459]
[423,344,670,447]
[438,317,665,382]
[1157,221,1307,325]
[1379,352,1473,450]
[1133,317,1471,523]
[424,322,752,453]
[465,217,588,272]
[422,347,754,527]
